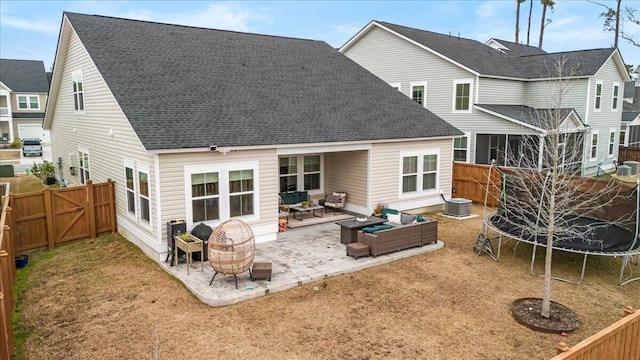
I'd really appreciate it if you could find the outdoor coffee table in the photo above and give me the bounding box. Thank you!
[290,205,324,221]
[335,216,386,244]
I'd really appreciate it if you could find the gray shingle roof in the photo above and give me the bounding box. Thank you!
[0,59,49,92]
[488,39,548,57]
[64,13,462,151]
[622,111,639,122]
[475,104,580,130]
[376,21,616,79]
[624,81,636,98]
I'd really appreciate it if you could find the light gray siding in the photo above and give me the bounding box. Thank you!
[478,77,524,104]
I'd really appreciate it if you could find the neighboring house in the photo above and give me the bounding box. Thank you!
[621,82,640,146]
[0,59,51,143]
[340,21,631,175]
[44,13,462,261]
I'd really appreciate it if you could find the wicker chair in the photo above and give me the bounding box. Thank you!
[324,192,346,214]
[208,219,255,289]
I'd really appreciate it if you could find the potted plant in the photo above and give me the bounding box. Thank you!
[372,203,386,217]
[31,160,56,185]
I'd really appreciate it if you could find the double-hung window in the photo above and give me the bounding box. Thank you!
[410,82,427,107]
[453,136,468,162]
[124,161,151,225]
[17,95,39,110]
[72,71,85,112]
[594,80,602,111]
[278,155,322,193]
[590,131,599,160]
[78,149,90,184]
[401,150,439,195]
[608,129,616,157]
[612,82,619,111]
[186,161,258,226]
[453,79,473,112]
[191,172,220,222]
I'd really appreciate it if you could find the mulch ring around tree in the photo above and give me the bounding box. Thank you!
[511,298,578,333]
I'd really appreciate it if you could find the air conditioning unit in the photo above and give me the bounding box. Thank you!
[445,198,472,217]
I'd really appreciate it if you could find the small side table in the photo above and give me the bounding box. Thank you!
[251,262,272,281]
[346,242,369,259]
[174,234,204,275]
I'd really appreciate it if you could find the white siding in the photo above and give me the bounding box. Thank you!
[324,151,368,210]
[48,29,158,248]
[478,77,524,104]
[158,149,278,242]
[369,139,453,213]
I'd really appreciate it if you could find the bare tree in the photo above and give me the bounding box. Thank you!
[516,0,527,43]
[527,0,534,45]
[492,57,633,318]
[622,6,640,47]
[538,0,556,49]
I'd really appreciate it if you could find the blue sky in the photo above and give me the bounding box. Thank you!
[1,1,639,71]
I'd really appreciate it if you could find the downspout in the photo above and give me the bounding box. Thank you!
[538,134,545,170]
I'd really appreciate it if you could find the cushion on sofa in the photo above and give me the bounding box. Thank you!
[387,213,402,224]
[362,225,393,234]
[381,208,399,220]
[280,192,296,204]
[416,215,426,223]
[401,213,417,224]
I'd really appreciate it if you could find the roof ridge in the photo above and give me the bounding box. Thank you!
[64,11,323,44]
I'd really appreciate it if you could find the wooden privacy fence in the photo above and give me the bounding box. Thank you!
[618,146,640,164]
[451,161,503,207]
[9,180,117,251]
[0,180,116,359]
[0,183,15,360]
[551,306,639,360]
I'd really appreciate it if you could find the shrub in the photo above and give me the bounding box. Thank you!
[10,138,22,149]
[31,160,55,182]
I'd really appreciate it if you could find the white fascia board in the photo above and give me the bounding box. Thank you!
[44,15,72,129]
[339,20,377,53]
[0,81,12,93]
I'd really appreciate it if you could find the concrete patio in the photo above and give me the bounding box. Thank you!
[160,219,444,307]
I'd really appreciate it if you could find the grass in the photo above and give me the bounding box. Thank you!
[10,206,640,359]
[0,149,21,161]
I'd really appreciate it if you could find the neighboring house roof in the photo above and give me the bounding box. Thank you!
[475,104,582,131]
[622,111,640,122]
[624,100,636,111]
[355,21,628,81]
[486,38,548,57]
[57,13,461,151]
[0,59,49,92]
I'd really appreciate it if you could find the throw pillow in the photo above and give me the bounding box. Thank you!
[326,195,340,204]
[416,215,425,223]
[401,213,417,225]
[374,225,393,231]
[387,213,402,224]
[362,227,377,234]
[381,208,399,220]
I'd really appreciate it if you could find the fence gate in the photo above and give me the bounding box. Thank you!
[49,187,90,244]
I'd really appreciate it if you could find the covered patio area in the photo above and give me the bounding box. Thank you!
[160,219,444,307]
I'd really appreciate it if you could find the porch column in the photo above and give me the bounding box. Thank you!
[538,134,545,170]
[504,134,509,166]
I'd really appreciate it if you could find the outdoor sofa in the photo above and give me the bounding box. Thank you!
[356,213,437,257]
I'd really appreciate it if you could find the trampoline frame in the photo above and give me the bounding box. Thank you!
[478,162,640,286]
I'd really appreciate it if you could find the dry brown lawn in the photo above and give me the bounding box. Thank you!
[14,206,640,359]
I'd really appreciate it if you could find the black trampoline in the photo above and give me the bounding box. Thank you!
[479,164,640,285]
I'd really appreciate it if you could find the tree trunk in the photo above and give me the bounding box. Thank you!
[527,0,533,45]
[614,0,621,48]
[542,207,554,318]
[516,1,522,43]
[539,2,548,49]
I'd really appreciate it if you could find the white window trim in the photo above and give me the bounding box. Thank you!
[608,128,616,158]
[594,80,603,112]
[388,82,401,92]
[612,82,620,111]
[410,81,427,108]
[138,164,151,226]
[78,147,90,185]
[123,160,152,228]
[184,161,259,228]
[452,133,470,162]
[590,130,599,161]
[16,94,40,110]
[72,70,85,113]
[452,79,473,113]
[399,149,440,198]
[278,154,323,195]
